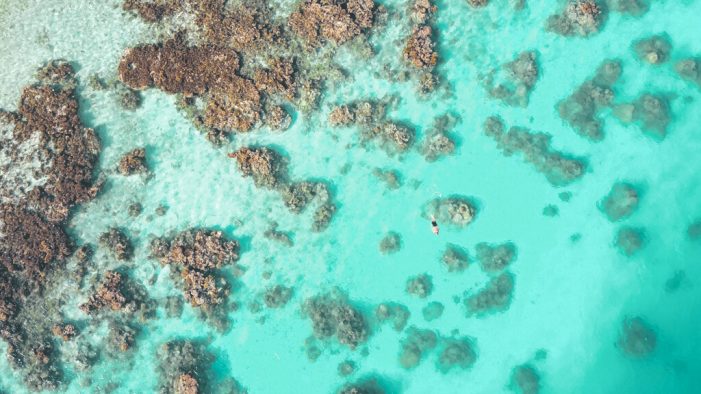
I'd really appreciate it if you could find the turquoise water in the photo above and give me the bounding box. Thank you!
[1,0,701,393]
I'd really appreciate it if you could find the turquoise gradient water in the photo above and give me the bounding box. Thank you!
[1,0,701,393]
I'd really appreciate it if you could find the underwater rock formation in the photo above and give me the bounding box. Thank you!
[99,228,133,261]
[379,231,402,254]
[484,117,586,186]
[442,243,470,272]
[303,291,369,349]
[425,195,477,228]
[399,326,437,369]
[510,363,541,394]
[476,242,517,273]
[484,51,539,107]
[615,226,645,256]
[613,93,671,139]
[465,272,515,316]
[436,336,477,373]
[558,60,621,141]
[546,0,606,37]
[634,35,671,65]
[376,302,411,331]
[118,148,148,175]
[618,316,656,357]
[406,274,433,298]
[599,182,639,222]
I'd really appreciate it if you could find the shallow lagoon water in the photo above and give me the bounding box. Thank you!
[1,0,701,393]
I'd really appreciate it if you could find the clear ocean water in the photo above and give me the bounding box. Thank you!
[1,0,701,393]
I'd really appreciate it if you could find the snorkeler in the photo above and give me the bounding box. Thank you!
[431,215,439,235]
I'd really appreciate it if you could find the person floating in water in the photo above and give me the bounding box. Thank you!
[431,215,439,235]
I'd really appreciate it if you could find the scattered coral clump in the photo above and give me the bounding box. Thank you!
[436,336,477,373]
[442,244,470,272]
[376,302,411,331]
[406,274,434,298]
[303,291,369,349]
[618,316,656,357]
[476,242,517,273]
[425,195,477,228]
[464,272,515,316]
[510,363,541,394]
[614,93,671,139]
[558,60,621,141]
[599,182,639,222]
[118,148,148,175]
[99,228,133,261]
[289,0,376,47]
[675,58,701,89]
[615,226,645,256]
[634,35,672,65]
[484,51,539,107]
[546,0,606,37]
[399,326,437,369]
[379,231,402,254]
[484,117,586,186]
[403,0,439,93]
[421,114,459,162]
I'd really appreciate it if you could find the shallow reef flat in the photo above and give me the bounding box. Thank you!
[1,0,701,393]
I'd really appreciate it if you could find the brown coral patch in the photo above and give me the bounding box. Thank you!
[289,0,375,47]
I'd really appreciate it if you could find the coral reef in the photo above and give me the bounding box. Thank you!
[375,302,411,331]
[425,196,477,228]
[338,377,385,394]
[484,51,539,107]
[675,58,701,89]
[688,219,701,240]
[372,168,402,190]
[263,285,293,308]
[157,340,217,394]
[151,229,239,329]
[229,147,287,189]
[442,244,470,272]
[379,232,402,254]
[614,93,671,139]
[263,222,294,246]
[510,364,541,394]
[403,0,439,93]
[421,114,459,161]
[617,316,656,357]
[422,301,444,321]
[542,204,559,217]
[436,336,477,373]
[476,242,517,273]
[599,182,639,222]
[483,117,586,186]
[303,291,369,349]
[118,148,148,175]
[467,0,490,7]
[404,25,437,70]
[464,272,515,316]
[546,0,606,37]
[634,35,671,65]
[558,60,621,141]
[289,0,376,47]
[406,274,433,298]
[399,326,437,369]
[128,202,143,217]
[0,61,101,390]
[606,0,649,16]
[338,360,356,377]
[99,228,133,261]
[615,226,645,256]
